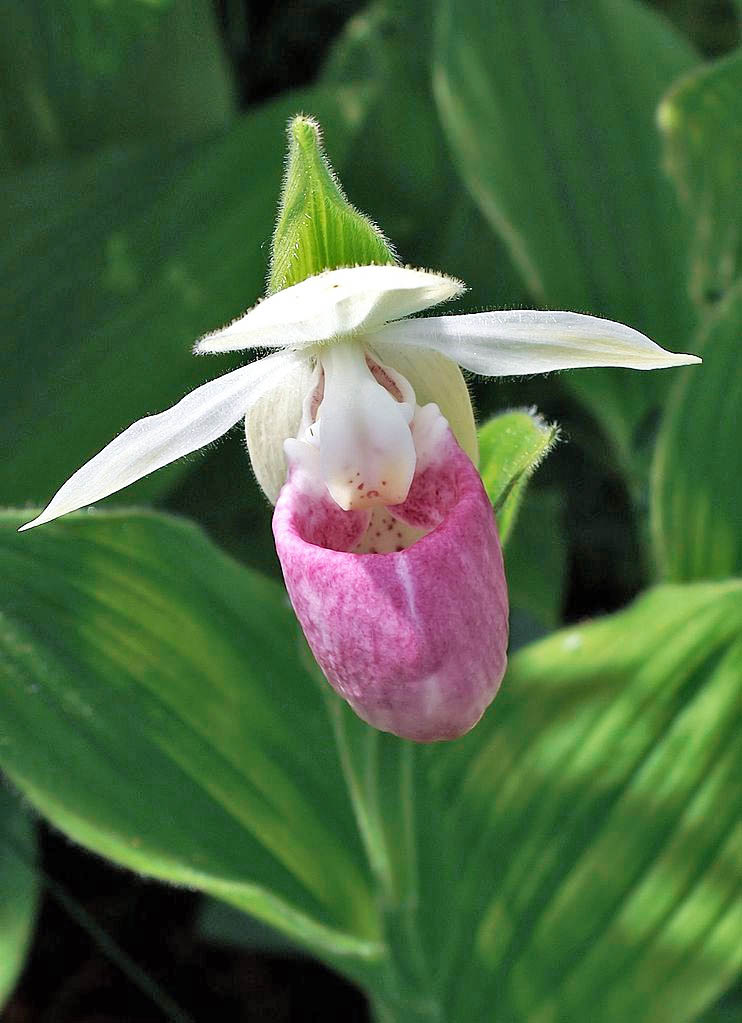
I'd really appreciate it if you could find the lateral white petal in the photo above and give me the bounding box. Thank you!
[245,355,316,504]
[20,351,294,531]
[374,310,702,376]
[194,265,464,354]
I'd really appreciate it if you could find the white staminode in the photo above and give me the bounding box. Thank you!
[304,342,417,511]
[20,264,700,532]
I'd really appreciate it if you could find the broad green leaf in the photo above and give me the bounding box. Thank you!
[651,281,742,581]
[268,114,397,294]
[433,0,698,466]
[478,409,558,543]
[0,786,39,1009]
[421,581,742,1022]
[505,489,566,630]
[3,523,741,1019]
[659,49,742,309]
[0,510,381,974]
[0,0,235,165]
[1,86,365,510]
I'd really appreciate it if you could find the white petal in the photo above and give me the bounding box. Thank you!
[373,310,702,376]
[317,341,416,510]
[245,356,316,503]
[20,352,295,531]
[194,265,464,354]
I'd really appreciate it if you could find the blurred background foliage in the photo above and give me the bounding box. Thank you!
[1,0,740,1020]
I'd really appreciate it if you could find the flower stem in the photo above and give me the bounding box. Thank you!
[323,685,442,1019]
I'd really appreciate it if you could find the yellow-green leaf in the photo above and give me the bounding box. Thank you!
[425,581,742,1022]
[0,510,381,972]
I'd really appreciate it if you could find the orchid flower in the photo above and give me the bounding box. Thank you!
[20,117,700,742]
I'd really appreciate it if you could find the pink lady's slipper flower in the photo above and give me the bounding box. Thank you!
[20,263,699,740]
[20,117,700,741]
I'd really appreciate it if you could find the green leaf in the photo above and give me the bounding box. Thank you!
[659,49,742,309]
[433,0,699,466]
[1,86,366,510]
[423,580,742,1022]
[267,114,397,294]
[0,510,381,973]
[323,1,528,313]
[0,786,39,1009]
[3,521,741,1020]
[197,896,295,953]
[651,281,742,581]
[0,0,235,165]
[478,408,558,543]
[695,982,740,1023]
[505,488,566,630]
[697,980,742,1023]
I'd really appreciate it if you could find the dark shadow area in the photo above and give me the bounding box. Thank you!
[5,824,369,1023]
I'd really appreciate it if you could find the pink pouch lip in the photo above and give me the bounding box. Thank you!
[273,429,509,742]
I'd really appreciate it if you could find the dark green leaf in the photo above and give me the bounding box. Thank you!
[197,896,295,953]
[433,0,699,465]
[0,0,235,165]
[0,785,39,1008]
[1,87,366,510]
[323,1,528,313]
[0,510,381,970]
[659,48,742,308]
[505,488,566,629]
[651,281,742,581]
[697,980,742,1023]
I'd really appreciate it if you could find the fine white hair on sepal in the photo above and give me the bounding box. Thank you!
[193,264,466,355]
[372,308,702,376]
[19,350,295,532]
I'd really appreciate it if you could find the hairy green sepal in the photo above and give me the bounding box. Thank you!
[268,115,398,294]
